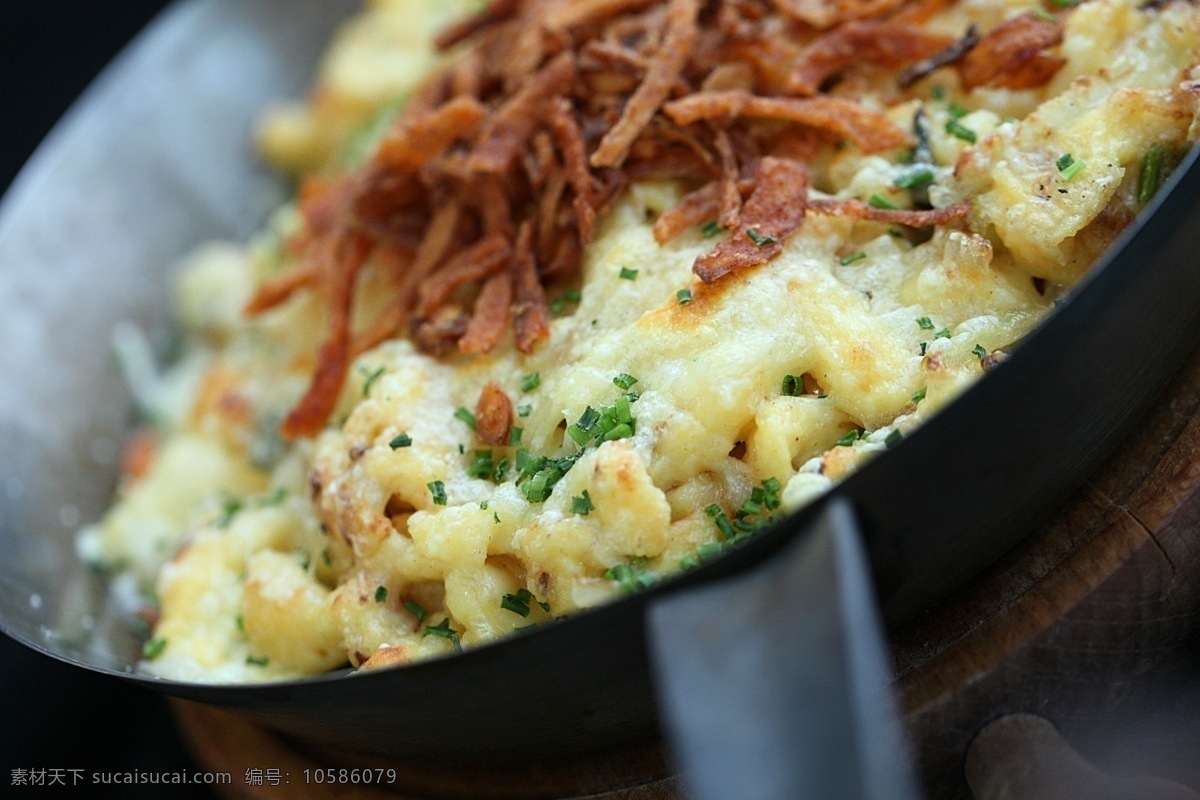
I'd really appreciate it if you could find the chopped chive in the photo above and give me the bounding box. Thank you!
[1138,144,1164,207]
[1032,7,1057,21]
[501,589,534,617]
[934,328,952,339]
[422,618,462,651]
[494,512,501,524]
[480,501,489,510]
[947,102,968,119]
[604,561,659,595]
[619,267,639,280]
[603,422,633,441]
[494,456,509,483]
[549,289,582,314]
[142,638,167,660]
[782,374,803,396]
[322,549,332,566]
[885,429,904,449]
[916,316,935,330]
[919,342,929,356]
[613,373,639,390]
[454,407,477,430]
[1056,153,1085,181]
[521,372,541,392]
[362,366,386,398]
[507,425,522,445]
[839,252,867,266]
[216,497,243,529]
[973,344,988,359]
[946,118,977,144]
[911,387,927,404]
[931,85,946,101]
[404,600,428,623]
[868,194,899,210]
[389,433,412,449]
[894,169,935,189]
[246,655,269,667]
[701,219,722,237]
[1047,0,1077,6]
[705,504,737,541]
[236,614,244,632]
[517,404,532,417]
[571,490,595,516]
[467,450,495,479]
[428,480,447,506]
[888,228,906,238]
[836,429,862,447]
[375,586,388,603]
[677,288,694,305]
[746,228,777,246]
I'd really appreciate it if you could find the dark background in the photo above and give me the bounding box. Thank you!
[1,3,216,797]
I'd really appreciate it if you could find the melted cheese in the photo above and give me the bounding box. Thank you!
[80,0,1200,681]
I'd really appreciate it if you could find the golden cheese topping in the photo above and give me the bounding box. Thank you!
[78,0,1200,682]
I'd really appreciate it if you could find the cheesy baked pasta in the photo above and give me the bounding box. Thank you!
[79,0,1200,681]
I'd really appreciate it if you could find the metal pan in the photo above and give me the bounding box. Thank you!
[3,0,1199,766]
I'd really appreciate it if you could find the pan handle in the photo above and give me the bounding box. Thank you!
[645,497,923,800]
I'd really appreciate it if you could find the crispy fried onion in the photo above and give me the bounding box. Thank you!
[807,198,971,226]
[956,13,1065,91]
[788,21,955,95]
[693,157,810,283]
[258,0,975,438]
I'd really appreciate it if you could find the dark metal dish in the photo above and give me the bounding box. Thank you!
[2,0,1199,765]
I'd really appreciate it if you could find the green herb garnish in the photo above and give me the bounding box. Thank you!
[619,267,639,280]
[946,118,977,144]
[868,194,899,210]
[839,252,867,266]
[677,288,694,305]
[571,490,595,516]
[454,406,477,430]
[517,404,532,417]
[885,429,904,449]
[972,344,987,359]
[1138,144,1164,207]
[142,638,167,660]
[1056,153,1085,181]
[501,589,538,617]
[521,372,541,392]
[246,655,269,667]
[836,430,862,447]
[404,600,428,623]
[781,374,803,396]
[389,433,412,449]
[613,373,639,390]
[375,586,388,603]
[427,480,447,506]
[362,366,386,398]
[422,618,462,651]
[911,388,927,404]
[746,228,777,246]
[916,316,935,330]
[701,220,722,237]
[605,560,659,596]
[894,169,934,189]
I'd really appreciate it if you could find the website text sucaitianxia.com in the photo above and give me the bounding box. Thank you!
[10,767,399,787]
